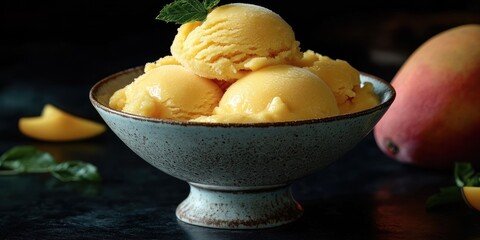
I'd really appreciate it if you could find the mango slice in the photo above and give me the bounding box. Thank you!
[462,186,480,211]
[19,104,106,141]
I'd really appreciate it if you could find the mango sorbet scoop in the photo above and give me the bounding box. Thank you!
[171,3,302,81]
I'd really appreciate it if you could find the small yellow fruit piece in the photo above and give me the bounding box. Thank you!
[19,104,106,141]
[462,186,480,211]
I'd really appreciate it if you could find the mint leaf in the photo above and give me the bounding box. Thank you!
[52,161,101,182]
[203,0,220,9]
[455,162,479,186]
[156,0,220,24]
[426,186,463,210]
[0,145,101,182]
[426,162,480,211]
[0,146,56,173]
[0,145,40,164]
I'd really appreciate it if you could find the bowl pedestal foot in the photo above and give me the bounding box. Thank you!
[175,182,303,229]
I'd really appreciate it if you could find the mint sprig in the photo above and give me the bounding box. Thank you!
[0,145,101,182]
[156,0,220,24]
[426,162,480,210]
[52,161,101,182]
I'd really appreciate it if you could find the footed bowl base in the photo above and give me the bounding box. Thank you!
[176,182,304,229]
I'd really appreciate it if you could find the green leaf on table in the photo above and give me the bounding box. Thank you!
[426,162,480,211]
[0,145,56,173]
[52,161,101,182]
[426,186,463,210]
[0,145,38,163]
[0,145,101,182]
[156,0,220,24]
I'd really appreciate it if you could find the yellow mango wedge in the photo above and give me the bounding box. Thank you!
[462,186,480,211]
[19,104,106,141]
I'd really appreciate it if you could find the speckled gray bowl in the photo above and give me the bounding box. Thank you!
[89,66,395,229]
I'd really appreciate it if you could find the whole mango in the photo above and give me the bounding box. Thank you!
[374,24,480,169]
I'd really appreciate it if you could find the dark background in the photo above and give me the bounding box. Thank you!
[3,1,480,78]
[1,1,480,239]
[2,0,480,123]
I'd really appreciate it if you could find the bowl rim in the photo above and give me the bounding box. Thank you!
[89,66,396,128]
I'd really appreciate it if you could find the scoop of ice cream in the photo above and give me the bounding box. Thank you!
[143,55,232,92]
[109,65,223,120]
[339,82,379,114]
[295,50,379,114]
[296,50,359,104]
[171,3,302,81]
[193,65,340,123]
[144,55,179,72]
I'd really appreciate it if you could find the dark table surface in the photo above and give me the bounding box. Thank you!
[2,0,480,239]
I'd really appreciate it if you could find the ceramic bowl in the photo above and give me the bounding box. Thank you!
[89,66,395,229]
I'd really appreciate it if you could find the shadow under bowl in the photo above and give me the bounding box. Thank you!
[89,66,395,229]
